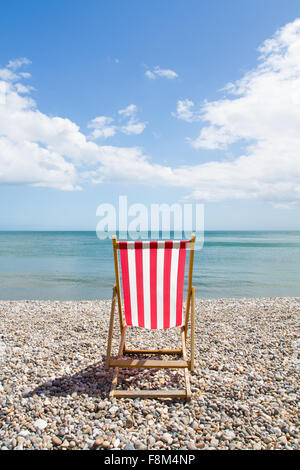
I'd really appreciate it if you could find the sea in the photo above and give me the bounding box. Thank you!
[0,231,299,300]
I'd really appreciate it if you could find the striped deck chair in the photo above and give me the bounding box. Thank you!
[105,234,196,400]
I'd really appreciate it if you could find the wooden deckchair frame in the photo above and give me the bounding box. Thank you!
[105,234,196,400]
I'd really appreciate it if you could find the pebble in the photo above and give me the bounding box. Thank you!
[125,443,135,450]
[196,441,205,449]
[186,442,197,450]
[52,436,62,446]
[113,438,120,448]
[134,440,147,450]
[125,417,134,428]
[222,430,236,441]
[148,436,156,447]
[34,419,47,431]
[211,438,219,447]
[162,433,173,445]
[253,443,262,450]
[93,436,103,447]
[109,406,118,415]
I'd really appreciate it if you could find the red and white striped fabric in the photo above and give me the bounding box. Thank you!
[119,241,188,329]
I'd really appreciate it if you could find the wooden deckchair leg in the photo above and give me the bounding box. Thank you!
[105,285,117,371]
[181,326,191,401]
[184,289,191,342]
[112,235,125,332]
[184,233,195,341]
[190,286,195,374]
[110,326,127,398]
[184,368,191,401]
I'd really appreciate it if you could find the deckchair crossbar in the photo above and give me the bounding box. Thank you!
[124,348,182,355]
[113,390,187,399]
[109,359,190,369]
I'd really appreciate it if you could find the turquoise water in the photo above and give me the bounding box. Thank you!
[0,231,299,300]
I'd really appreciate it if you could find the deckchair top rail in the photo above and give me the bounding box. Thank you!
[113,235,196,250]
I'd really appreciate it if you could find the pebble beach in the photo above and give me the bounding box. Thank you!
[0,297,299,450]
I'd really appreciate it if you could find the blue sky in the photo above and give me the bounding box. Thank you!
[1,0,300,230]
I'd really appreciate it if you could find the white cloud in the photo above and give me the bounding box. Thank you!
[118,104,146,135]
[19,72,31,79]
[87,116,116,139]
[121,122,146,135]
[0,137,79,191]
[118,104,137,117]
[0,57,31,82]
[7,57,32,70]
[88,104,147,139]
[145,66,178,80]
[173,99,197,122]
[0,68,18,82]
